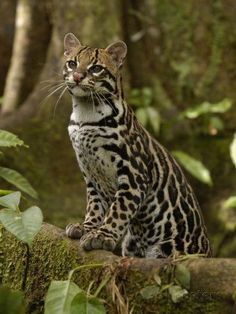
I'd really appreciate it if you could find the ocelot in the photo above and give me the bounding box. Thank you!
[63,33,211,258]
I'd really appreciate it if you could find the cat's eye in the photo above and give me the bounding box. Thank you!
[89,65,104,74]
[68,60,77,69]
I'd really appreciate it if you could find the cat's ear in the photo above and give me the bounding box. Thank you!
[64,33,81,57]
[105,41,127,67]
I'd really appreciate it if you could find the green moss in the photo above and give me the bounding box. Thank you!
[1,225,235,314]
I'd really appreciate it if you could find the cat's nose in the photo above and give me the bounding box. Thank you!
[73,72,85,83]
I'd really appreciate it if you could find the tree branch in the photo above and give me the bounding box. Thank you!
[1,223,235,313]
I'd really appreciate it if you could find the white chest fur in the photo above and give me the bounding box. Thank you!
[68,123,118,198]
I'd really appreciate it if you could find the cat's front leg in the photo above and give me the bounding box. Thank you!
[66,181,106,239]
[80,172,145,252]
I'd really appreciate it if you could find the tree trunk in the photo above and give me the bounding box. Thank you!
[1,223,235,314]
[0,0,17,96]
[120,0,175,113]
[1,0,52,115]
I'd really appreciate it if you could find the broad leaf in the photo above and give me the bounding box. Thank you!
[0,286,25,314]
[45,280,82,314]
[0,192,21,210]
[147,107,161,134]
[0,206,43,245]
[168,285,188,303]
[172,151,212,186]
[230,134,236,168]
[130,87,153,108]
[0,190,15,196]
[222,196,236,209]
[142,87,153,107]
[183,99,232,119]
[0,167,38,199]
[140,285,160,299]
[175,264,190,289]
[71,292,106,314]
[136,108,148,127]
[0,129,25,147]
[153,273,161,286]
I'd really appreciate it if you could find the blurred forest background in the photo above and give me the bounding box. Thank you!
[0,0,235,258]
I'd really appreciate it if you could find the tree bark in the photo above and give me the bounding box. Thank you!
[1,223,235,314]
[1,0,52,115]
[0,0,17,96]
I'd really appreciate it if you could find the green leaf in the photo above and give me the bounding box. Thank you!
[0,206,43,245]
[153,273,161,286]
[146,107,161,134]
[45,280,82,314]
[172,151,212,186]
[0,129,25,147]
[129,87,153,108]
[136,107,148,127]
[140,285,160,299]
[129,89,143,107]
[222,196,236,209]
[175,264,191,289]
[0,166,38,199]
[0,192,21,210]
[0,189,15,196]
[142,87,153,107]
[71,292,106,314]
[168,285,188,303]
[182,98,232,119]
[209,116,224,132]
[0,286,25,314]
[230,134,236,168]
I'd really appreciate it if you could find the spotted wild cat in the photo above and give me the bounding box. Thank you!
[63,33,211,258]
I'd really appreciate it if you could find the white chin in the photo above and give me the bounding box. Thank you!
[71,86,90,97]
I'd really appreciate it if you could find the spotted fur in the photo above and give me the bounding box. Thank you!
[63,33,211,258]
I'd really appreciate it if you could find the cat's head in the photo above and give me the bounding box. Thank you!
[63,33,127,98]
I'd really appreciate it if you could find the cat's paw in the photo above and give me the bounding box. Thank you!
[65,223,85,239]
[80,231,116,252]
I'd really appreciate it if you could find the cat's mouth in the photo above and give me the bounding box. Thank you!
[67,82,92,91]
[66,82,94,97]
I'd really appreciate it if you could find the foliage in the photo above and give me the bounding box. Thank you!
[129,89,231,187]
[168,285,188,303]
[45,264,106,314]
[0,167,38,199]
[0,192,43,246]
[0,130,26,148]
[219,196,236,231]
[45,281,82,314]
[0,192,43,311]
[0,129,37,199]
[129,87,161,135]
[175,264,190,290]
[0,191,20,210]
[139,259,191,304]
[140,285,160,299]
[70,293,105,314]
[0,286,25,314]
[180,98,232,135]
[222,196,236,210]
[230,133,236,168]
[172,151,212,186]
[181,99,232,119]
